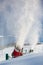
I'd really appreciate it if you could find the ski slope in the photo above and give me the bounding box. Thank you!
[0,53,43,65]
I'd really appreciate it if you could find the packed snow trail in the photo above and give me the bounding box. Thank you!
[0,53,43,65]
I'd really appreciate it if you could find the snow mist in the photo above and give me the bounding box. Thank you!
[5,0,42,49]
[16,0,42,49]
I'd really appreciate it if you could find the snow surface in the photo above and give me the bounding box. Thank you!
[0,44,43,62]
[0,53,43,65]
[0,47,14,62]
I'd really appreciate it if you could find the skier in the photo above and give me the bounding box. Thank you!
[12,45,23,58]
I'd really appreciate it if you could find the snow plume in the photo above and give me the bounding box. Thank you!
[0,0,42,49]
[16,0,42,49]
[16,1,35,49]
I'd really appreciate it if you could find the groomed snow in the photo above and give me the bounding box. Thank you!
[0,53,43,65]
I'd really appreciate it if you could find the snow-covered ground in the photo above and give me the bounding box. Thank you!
[0,53,43,65]
[0,47,14,62]
[0,44,43,62]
